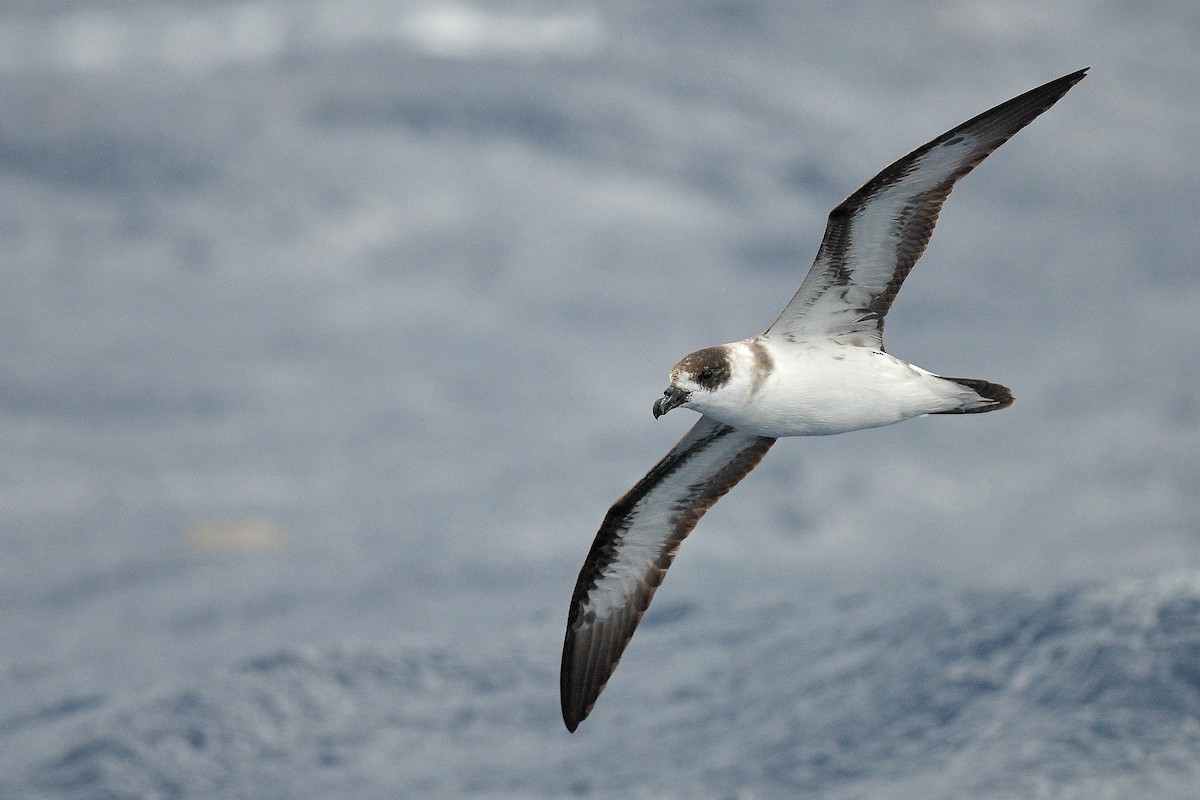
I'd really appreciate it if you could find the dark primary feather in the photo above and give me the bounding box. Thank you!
[561,416,775,731]
[764,68,1087,347]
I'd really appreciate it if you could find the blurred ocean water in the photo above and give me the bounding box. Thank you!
[1,1,1198,797]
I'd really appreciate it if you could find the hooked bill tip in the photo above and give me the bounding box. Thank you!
[652,387,688,418]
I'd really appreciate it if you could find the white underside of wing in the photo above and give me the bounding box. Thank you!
[834,135,979,291]
[577,517,667,621]
[768,132,982,345]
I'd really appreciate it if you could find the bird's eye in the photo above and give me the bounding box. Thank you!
[698,368,714,381]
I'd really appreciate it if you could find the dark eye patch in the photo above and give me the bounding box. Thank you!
[677,347,731,391]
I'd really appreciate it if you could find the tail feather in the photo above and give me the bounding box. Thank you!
[933,376,1014,414]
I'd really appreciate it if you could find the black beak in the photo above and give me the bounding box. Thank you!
[652,386,690,419]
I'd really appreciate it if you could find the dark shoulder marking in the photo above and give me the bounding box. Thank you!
[749,339,773,386]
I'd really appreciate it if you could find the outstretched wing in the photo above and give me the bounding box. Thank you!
[763,68,1087,348]
[561,416,775,731]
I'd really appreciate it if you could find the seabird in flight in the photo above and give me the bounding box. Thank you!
[561,68,1087,731]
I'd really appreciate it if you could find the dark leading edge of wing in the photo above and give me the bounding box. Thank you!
[763,68,1087,348]
[561,416,775,731]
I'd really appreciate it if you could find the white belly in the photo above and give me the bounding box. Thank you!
[708,346,964,438]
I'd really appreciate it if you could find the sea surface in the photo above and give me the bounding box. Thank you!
[2,2,1199,797]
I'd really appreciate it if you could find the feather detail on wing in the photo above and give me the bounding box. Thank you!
[763,68,1087,348]
[561,416,775,731]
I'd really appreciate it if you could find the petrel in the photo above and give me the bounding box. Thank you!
[561,69,1087,731]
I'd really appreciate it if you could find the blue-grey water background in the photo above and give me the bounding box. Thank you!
[2,2,1199,798]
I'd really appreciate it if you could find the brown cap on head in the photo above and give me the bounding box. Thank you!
[675,347,732,391]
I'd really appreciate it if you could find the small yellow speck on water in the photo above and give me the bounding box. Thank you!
[188,517,287,554]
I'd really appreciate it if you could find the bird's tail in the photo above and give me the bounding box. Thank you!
[931,376,1014,414]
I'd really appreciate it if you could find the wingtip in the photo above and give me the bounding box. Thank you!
[561,669,600,732]
[560,629,591,732]
[561,686,589,732]
[1041,67,1088,97]
[1042,68,1088,106]
[1051,67,1088,91]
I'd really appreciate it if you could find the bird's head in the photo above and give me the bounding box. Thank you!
[652,345,737,419]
